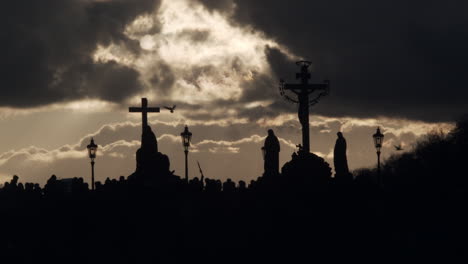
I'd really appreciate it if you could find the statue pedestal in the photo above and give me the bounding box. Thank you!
[281,152,332,190]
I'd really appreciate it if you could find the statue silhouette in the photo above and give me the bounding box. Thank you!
[134,125,171,180]
[333,132,352,183]
[141,125,158,153]
[128,98,178,183]
[264,129,280,176]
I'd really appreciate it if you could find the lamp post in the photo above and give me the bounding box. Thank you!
[373,127,384,186]
[180,125,192,182]
[87,138,98,191]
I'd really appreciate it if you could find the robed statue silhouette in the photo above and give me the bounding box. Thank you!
[333,132,352,183]
[264,129,280,176]
[129,98,174,181]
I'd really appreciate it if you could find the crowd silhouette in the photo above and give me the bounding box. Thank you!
[0,118,467,262]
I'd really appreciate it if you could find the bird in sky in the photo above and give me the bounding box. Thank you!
[164,105,176,113]
[394,144,404,151]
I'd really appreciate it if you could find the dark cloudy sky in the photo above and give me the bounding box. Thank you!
[0,0,462,185]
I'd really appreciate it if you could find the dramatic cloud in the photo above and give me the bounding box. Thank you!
[196,0,468,122]
[93,0,294,117]
[4,0,466,123]
[2,0,160,107]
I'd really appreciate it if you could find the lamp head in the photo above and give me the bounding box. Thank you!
[180,125,192,151]
[87,138,98,160]
[373,127,384,152]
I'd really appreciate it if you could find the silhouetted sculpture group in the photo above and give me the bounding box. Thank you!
[1,117,468,262]
[1,67,467,261]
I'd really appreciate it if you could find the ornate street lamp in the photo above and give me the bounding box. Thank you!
[180,125,192,182]
[86,138,98,191]
[373,127,384,185]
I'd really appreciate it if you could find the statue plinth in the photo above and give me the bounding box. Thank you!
[281,152,332,188]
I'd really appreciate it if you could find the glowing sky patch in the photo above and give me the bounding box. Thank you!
[95,0,294,105]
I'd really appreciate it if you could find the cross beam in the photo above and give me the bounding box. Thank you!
[129,98,160,131]
[282,83,329,94]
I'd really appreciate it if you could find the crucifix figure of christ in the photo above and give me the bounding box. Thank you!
[280,61,330,154]
[129,98,161,131]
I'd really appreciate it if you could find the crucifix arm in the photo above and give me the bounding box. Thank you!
[283,84,302,95]
[129,107,141,112]
[146,107,160,112]
[307,83,329,91]
[129,107,160,112]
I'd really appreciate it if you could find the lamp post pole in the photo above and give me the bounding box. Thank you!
[91,160,95,191]
[181,125,192,183]
[377,150,381,184]
[184,149,188,182]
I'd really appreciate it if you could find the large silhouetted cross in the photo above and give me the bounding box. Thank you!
[129,98,160,131]
[280,61,329,154]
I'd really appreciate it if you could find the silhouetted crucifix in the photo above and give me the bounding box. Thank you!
[129,98,160,131]
[280,61,330,154]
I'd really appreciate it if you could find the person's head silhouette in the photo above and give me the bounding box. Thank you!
[268,129,275,136]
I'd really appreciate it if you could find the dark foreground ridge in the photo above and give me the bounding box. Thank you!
[0,119,468,263]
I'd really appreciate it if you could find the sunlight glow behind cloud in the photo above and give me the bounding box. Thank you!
[94,0,294,104]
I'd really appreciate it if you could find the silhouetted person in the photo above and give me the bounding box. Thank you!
[238,180,246,191]
[95,181,103,191]
[189,177,203,192]
[223,179,235,192]
[215,180,222,192]
[249,179,257,189]
[264,129,280,176]
[44,175,61,196]
[11,175,19,188]
[334,132,352,183]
